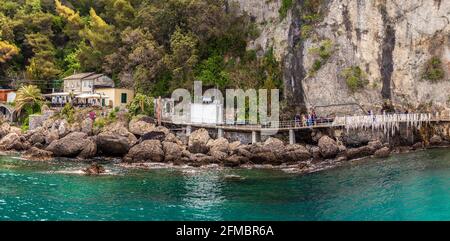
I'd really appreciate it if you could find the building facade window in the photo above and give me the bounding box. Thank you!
[121,93,127,104]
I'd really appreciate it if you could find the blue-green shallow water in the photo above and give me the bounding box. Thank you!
[0,149,449,221]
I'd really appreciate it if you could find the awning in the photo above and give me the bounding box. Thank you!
[43,92,70,97]
[75,93,109,99]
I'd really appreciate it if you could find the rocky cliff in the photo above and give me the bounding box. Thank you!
[233,0,450,116]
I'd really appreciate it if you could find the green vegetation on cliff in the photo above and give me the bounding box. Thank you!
[341,66,368,93]
[0,0,283,96]
[422,56,445,82]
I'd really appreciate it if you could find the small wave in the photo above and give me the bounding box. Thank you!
[223,174,245,180]
[45,169,117,175]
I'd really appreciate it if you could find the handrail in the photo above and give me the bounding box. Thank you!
[161,112,450,130]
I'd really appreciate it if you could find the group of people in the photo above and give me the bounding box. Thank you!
[294,110,318,127]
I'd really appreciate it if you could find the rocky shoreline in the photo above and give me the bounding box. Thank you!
[0,115,448,175]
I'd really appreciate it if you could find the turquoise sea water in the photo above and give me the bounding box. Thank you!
[0,149,449,221]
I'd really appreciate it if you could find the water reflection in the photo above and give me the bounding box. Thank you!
[181,170,225,220]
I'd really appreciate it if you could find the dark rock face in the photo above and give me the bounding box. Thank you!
[140,131,166,142]
[341,131,370,147]
[283,0,306,110]
[379,4,395,99]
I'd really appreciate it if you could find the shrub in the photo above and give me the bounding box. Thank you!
[341,66,369,92]
[423,57,445,82]
[127,93,154,117]
[61,103,75,123]
[94,117,106,129]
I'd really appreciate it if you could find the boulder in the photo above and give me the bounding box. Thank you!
[188,141,210,154]
[368,140,383,152]
[83,163,106,175]
[0,133,26,151]
[9,126,22,135]
[78,138,97,159]
[70,122,82,133]
[318,136,339,158]
[229,141,242,152]
[162,141,183,162]
[28,130,46,146]
[235,147,253,158]
[430,135,443,146]
[412,142,424,149]
[188,153,216,166]
[188,129,210,147]
[188,128,211,154]
[209,150,228,161]
[374,147,391,158]
[263,138,285,154]
[123,140,164,163]
[310,146,321,161]
[207,137,229,153]
[164,133,183,145]
[58,119,70,137]
[224,155,248,167]
[311,130,324,142]
[341,130,371,147]
[346,146,373,160]
[154,126,170,135]
[45,129,59,145]
[249,151,277,165]
[46,132,92,158]
[96,126,137,156]
[129,119,156,136]
[0,122,11,138]
[22,147,53,161]
[81,118,93,135]
[282,144,311,162]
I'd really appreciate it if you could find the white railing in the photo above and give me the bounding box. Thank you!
[163,112,450,130]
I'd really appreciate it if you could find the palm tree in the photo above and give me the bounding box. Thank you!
[15,85,44,115]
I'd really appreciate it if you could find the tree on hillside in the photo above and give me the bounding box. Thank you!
[104,27,165,92]
[55,0,84,40]
[25,33,60,82]
[164,27,199,87]
[0,40,19,63]
[78,8,116,71]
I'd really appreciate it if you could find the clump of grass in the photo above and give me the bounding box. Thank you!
[422,56,445,82]
[308,39,334,75]
[279,0,293,20]
[341,66,369,92]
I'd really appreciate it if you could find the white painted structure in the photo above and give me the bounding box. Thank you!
[190,103,223,124]
[6,92,16,103]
